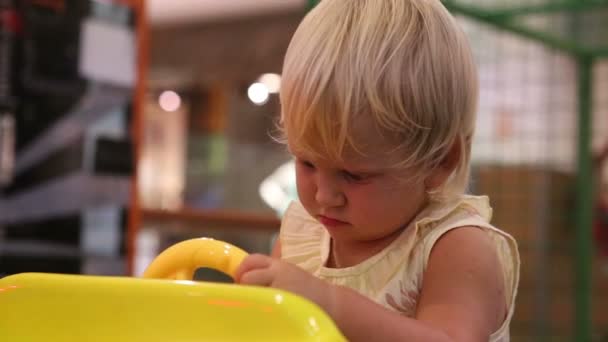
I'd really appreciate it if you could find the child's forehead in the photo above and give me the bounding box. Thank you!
[284,106,410,170]
[288,138,401,171]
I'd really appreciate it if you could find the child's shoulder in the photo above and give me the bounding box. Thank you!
[415,195,518,268]
[279,201,327,273]
[415,198,520,341]
[416,195,493,237]
[280,201,323,234]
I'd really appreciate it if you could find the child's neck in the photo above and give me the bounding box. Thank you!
[326,226,406,268]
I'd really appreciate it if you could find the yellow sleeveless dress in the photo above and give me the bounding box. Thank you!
[280,195,520,342]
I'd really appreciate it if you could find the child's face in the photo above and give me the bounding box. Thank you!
[291,144,430,251]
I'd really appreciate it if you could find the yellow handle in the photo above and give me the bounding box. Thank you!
[142,238,249,281]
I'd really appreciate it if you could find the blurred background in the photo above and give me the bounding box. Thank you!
[0,0,606,340]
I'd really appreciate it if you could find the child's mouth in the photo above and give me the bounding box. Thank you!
[318,215,348,227]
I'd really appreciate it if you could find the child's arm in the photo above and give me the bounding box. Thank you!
[235,227,505,342]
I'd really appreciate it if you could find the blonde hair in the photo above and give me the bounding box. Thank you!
[279,0,478,200]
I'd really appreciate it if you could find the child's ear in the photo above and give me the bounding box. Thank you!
[424,139,461,190]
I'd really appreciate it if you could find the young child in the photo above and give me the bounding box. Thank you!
[235,0,520,340]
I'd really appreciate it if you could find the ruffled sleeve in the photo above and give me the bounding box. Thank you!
[279,201,327,274]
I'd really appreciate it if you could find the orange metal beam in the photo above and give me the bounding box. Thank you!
[126,0,148,275]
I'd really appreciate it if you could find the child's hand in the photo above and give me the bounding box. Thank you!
[234,254,331,308]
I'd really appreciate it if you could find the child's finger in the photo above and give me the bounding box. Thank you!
[238,269,274,286]
[234,253,272,282]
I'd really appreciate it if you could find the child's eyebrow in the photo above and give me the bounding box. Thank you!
[341,152,392,168]
[339,160,388,174]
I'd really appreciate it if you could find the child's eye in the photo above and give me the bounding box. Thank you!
[299,160,315,169]
[342,171,366,183]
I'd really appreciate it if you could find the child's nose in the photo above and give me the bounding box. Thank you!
[315,177,344,208]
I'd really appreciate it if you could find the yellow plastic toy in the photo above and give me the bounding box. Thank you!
[0,238,346,341]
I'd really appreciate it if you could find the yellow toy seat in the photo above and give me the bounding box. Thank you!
[0,238,346,341]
